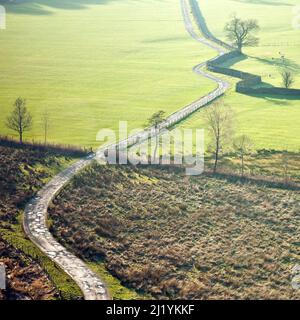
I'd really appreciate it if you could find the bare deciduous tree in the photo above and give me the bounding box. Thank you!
[147,110,166,162]
[224,15,260,53]
[6,97,32,144]
[281,70,294,88]
[204,102,234,173]
[42,109,50,145]
[233,135,254,177]
[281,153,290,184]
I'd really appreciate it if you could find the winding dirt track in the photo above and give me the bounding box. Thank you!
[23,0,231,300]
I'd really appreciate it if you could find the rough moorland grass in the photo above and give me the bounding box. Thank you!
[87,262,148,300]
[0,144,83,299]
[49,163,300,300]
[1,215,82,300]
[0,0,215,147]
[0,234,56,300]
[177,0,300,151]
[213,150,300,182]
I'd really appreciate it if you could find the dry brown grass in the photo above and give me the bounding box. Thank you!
[0,238,57,300]
[49,163,300,299]
[0,144,82,300]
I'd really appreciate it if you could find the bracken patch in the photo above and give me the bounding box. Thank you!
[49,163,300,299]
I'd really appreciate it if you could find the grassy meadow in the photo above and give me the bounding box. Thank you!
[177,0,300,152]
[0,0,299,151]
[0,0,215,147]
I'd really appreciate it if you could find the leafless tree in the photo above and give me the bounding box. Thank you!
[6,97,32,144]
[281,70,294,88]
[42,109,50,145]
[281,153,290,184]
[147,110,166,162]
[204,101,234,173]
[233,135,254,177]
[224,15,260,53]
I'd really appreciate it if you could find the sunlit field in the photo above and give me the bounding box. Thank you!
[1,0,300,302]
[0,0,215,146]
[177,0,300,151]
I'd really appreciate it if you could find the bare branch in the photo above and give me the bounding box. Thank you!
[146,110,166,162]
[6,97,32,144]
[42,109,50,144]
[204,101,234,173]
[147,110,166,129]
[224,15,260,52]
[233,135,254,177]
[281,70,295,88]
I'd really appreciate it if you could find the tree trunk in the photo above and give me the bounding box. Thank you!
[237,42,242,53]
[213,147,219,174]
[213,154,218,173]
[153,132,158,163]
[44,126,47,145]
[213,135,220,174]
[241,154,244,177]
[19,131,23,144]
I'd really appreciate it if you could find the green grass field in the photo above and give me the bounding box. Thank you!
[177,0,300,151]
[0,0,215,147]
[0,0,299,151]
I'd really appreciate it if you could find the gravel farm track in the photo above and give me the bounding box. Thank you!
[23,0,232,300]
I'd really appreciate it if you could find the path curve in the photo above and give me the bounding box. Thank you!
[181,0,230,94]
[23,0,231,300]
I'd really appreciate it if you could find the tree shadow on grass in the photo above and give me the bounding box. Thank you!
[240,91,300,102]
[250,56,300,73]
[214,53,300,100]
[220,54,300,74]
[143,36,189,44]
[203,171,300,191]
[0,0,121,15]
[231,0,293,6]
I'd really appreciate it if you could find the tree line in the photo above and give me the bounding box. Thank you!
[147,101,293,182]
[5,97,294,181]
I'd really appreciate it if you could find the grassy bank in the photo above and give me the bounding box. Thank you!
[1,215,82,300]
[0,142,83,299]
